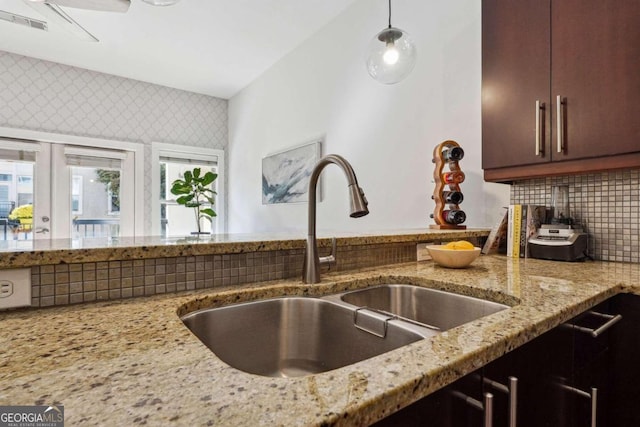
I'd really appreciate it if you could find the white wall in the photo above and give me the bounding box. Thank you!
[228,0,510,234]
[0,51,227,235]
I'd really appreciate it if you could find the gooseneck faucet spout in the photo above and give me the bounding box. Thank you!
[303,154,369,284]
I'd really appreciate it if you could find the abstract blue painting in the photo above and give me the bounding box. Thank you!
[262,140,322,204]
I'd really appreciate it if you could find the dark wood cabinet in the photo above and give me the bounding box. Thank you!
[374,294,640,426]
[565,302,616,427]
[484,323,573,427]
[608,294,640,426]
[482,0,640,182]
[485,295,640,427]
[481,0,551,171]
[373,370,488,427]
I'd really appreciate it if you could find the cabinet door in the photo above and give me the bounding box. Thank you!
[483,325,573,427]
[552,0,640,161]
[568,303,615,427]
[609,294,640,426]
[482,0,551,170]
[373,371,486,427]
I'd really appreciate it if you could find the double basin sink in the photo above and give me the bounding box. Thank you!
[181,284,509,378]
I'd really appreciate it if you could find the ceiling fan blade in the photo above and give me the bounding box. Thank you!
[23,1,99,42]
[24,0,130,13]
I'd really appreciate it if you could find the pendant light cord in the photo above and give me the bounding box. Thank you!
[388,0,392,28]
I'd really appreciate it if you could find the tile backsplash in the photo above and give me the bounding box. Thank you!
[26,237,483,308]
[511,169,640,263]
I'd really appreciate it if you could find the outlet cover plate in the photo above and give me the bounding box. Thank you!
[0,268,31,309]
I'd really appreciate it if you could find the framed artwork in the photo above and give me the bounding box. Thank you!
[262,139,322,204]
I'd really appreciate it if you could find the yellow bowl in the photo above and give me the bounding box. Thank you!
[426,245,481,268]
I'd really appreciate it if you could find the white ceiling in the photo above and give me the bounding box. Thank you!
[0,0,357,98]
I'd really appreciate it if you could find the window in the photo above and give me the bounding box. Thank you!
[151,143,225,237]
[106,180,120,215]
[66,150,124,238]
[71,176,82,214]
[0,174,12,182]
[161,160,217,236]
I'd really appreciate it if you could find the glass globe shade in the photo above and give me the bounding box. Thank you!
[141,0,181,6]
[366,27,417,84]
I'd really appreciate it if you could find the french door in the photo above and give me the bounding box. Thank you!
[0,128,143,241]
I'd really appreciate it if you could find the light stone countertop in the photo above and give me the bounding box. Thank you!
[0,228,489,268]
[2,255,638,426]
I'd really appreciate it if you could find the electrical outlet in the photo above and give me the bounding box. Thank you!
[416,243,434,262]
[0,268,31,309]
[0,280,14,297]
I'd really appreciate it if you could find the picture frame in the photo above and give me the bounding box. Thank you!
[261,138,322,205]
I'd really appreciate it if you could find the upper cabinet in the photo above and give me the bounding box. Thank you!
[482,0,640,182]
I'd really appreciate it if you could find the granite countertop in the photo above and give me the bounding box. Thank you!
[2,255,638,426]
[0,228,489,268]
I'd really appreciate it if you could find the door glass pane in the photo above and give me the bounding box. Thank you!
[160,161,217,237]
[0,160,34,241]
[70,167,120,239]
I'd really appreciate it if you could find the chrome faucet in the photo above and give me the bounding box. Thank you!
[303,154,369,284]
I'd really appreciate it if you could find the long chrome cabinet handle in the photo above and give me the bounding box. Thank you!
[561,385,597,427]
[535,100,543,156]
[484,392,494,427]
[565,311,622,338]
[508,377,517,427]
[484,376,518,427]
[556,95,564,153]
[451,390,494,427]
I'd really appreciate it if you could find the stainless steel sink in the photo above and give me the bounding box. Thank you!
[181,297,426,378]
[339,284,509,331]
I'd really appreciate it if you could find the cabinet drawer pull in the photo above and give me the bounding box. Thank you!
[556,95,564,153]
[535,100,543,156]
[451,390,494,427]
[561,385,597,427]
[484,392,493,427]
[567,311,622,338]
[484,376,517,427]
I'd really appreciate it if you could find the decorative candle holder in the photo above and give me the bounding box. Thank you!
[430,140,467,230]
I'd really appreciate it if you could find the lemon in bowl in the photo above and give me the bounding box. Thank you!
[426,240,481,268]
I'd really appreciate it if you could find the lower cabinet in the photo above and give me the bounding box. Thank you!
[607,294,640,427]
[373,370,487,427]
[374,293,640,427]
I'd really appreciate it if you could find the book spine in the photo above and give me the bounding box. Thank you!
[519,205,528,258]
[512,205,522,258]
[507,205,514,257]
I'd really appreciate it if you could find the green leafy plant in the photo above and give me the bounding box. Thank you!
[170,168,217,234]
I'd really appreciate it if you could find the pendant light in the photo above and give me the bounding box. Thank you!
[366,0,417,84]
[141,0,181,6]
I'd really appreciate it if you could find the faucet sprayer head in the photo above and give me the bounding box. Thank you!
[348,184,369,218]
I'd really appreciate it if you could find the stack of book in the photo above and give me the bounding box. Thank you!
[482,207,509,255]
[506,204,547,258]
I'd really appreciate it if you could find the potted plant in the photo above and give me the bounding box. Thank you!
[170,168,217,235]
